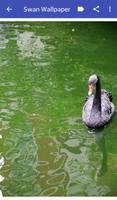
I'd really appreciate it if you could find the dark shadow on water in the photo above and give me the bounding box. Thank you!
[91,127,108,177]
[93,111,116,177]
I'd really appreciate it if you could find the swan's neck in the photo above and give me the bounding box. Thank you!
[93,76,101,112]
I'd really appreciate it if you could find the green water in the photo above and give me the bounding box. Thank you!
[0,22,117,196]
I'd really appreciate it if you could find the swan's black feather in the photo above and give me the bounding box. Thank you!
[82,75,115,128]
[108,92,113,102]
[85,96,89,102]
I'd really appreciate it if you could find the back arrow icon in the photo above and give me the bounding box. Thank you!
[6,6,12,12]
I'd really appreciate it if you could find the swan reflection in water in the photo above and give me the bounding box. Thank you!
[94,128,107,177]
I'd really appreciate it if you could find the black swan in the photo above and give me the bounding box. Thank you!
[82,74,115,128]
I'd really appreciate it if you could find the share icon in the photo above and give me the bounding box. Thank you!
[93,5,100,13]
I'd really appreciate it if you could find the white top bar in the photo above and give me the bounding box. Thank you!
[0,18,117,21]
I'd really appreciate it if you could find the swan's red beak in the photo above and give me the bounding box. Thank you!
[88,84,94,95]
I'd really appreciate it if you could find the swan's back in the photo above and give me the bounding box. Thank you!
[101,90,115,124]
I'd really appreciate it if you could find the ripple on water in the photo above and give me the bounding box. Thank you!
[0,175,4,182]
[0,109,14,117]
[4,91,16,97]
[38,161,49,166]
[0,190,3,197]
[0,23,117,196]
[0,108,14,130]
[61,117,82,126]
[0,156,5,185]
[0,82,16,87]
[64,139,80,147]
[47,172,66,186]
[17,31,44,59]
[0,157,5,170]
[40,186,58,196]
[0,34,8,49]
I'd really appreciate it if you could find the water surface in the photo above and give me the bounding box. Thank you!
[0,22,117,196]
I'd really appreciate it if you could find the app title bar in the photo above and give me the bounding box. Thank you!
[0,0,117,18]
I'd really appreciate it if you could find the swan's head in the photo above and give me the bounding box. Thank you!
[88,74,98,95]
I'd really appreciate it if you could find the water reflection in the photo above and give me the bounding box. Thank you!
[0,22,117,196]
[59,125,110,196]
[17,31,44,59]
[0,190,3,197]
[0,122,5,197]
[0,156,5,183]
[94,128,107,177]
[37,136,68,196]
[0,32,8,49]
[1,111,39,196]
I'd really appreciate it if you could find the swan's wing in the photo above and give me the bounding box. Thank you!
[101,93,115,123]
[101,89,113,102]
[82,91,115,127]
